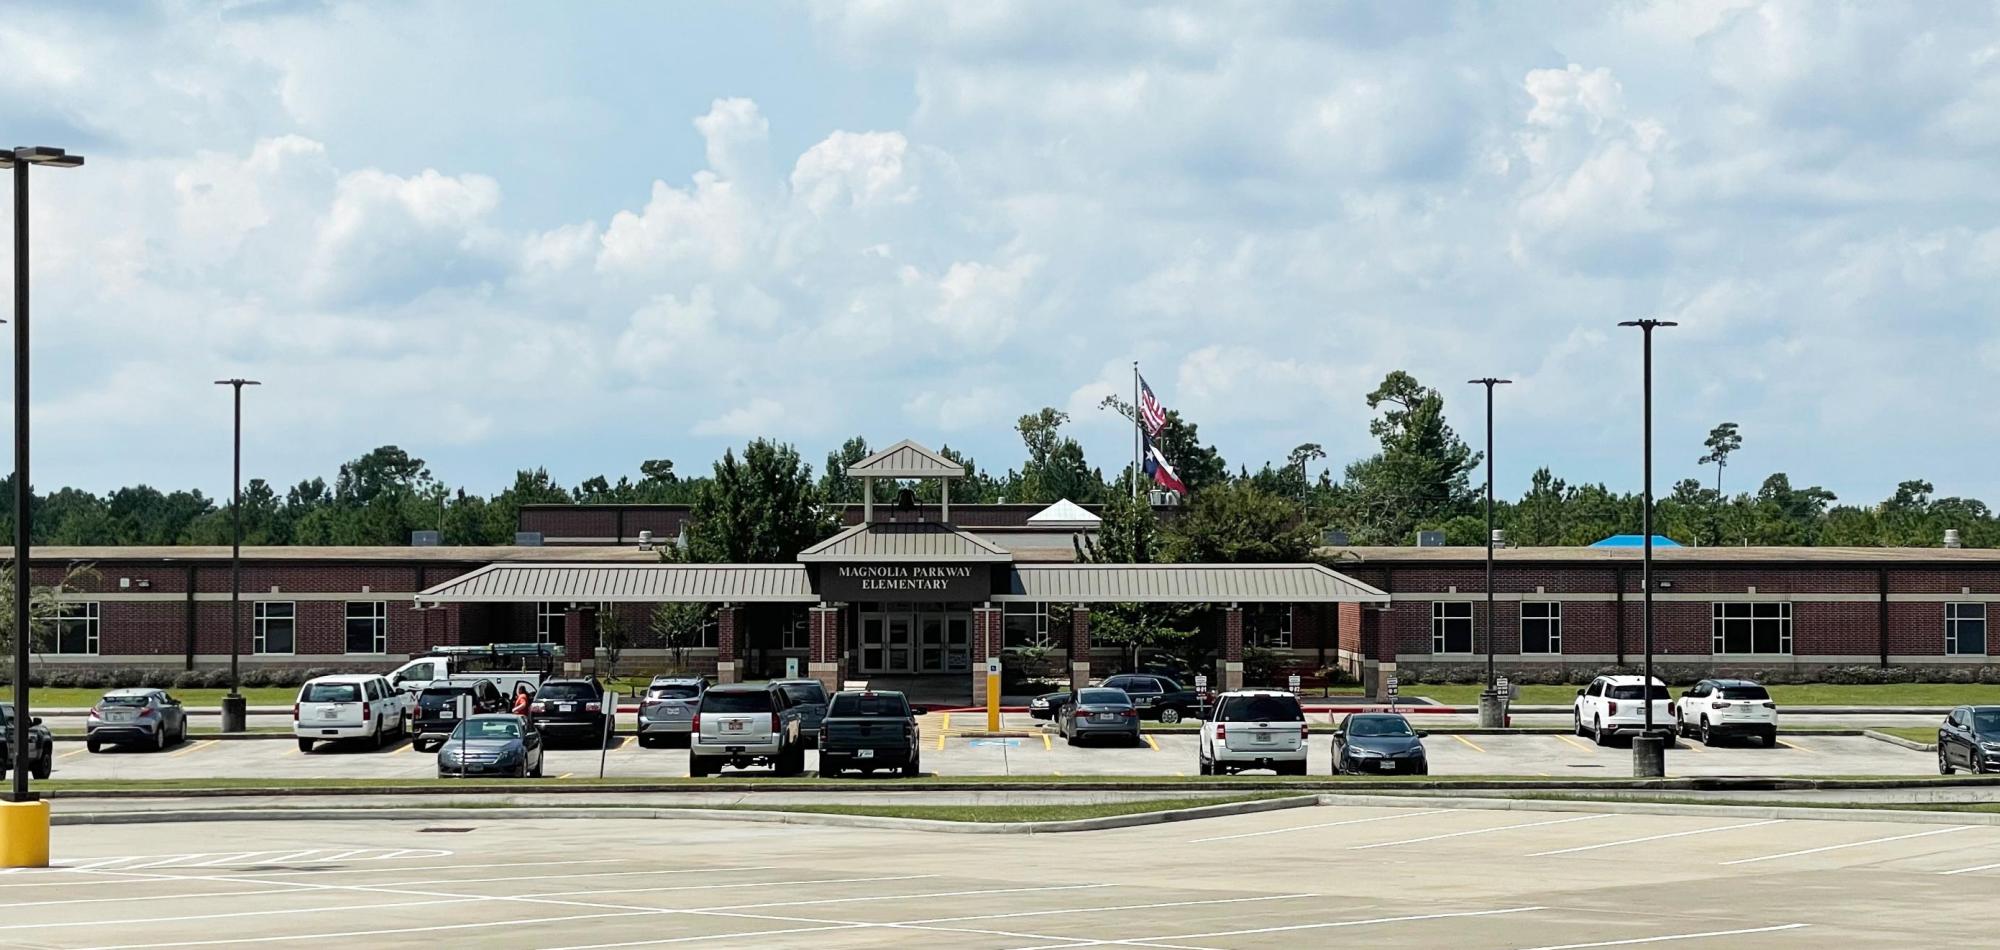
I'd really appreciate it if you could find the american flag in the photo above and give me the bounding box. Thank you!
[1138,374,1167,437]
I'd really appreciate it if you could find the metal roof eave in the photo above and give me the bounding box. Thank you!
[414,563,819,605]
[993,563,1390,604]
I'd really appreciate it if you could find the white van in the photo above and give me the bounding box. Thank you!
[387,643,556,697]
[294,674,408,753]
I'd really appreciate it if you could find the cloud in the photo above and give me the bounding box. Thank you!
[693,397,788,437]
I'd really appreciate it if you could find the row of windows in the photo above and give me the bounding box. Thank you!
[1432,601,1992,656]
[49,601,391,657]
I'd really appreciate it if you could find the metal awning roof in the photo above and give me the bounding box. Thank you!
[415,563,817,604]
[995,564,1389,603]
[844,439,965,479]
[797,522,1012,563]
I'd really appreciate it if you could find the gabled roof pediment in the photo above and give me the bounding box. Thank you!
[846,439,965,479]
[798,521,1011,563]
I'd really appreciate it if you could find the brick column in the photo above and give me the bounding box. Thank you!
[972,604,1004,706]
[808,604,844,697]
[1069,607,1092,693]
[1219,605,1245,691]
[715,605,744,684]
[563,607,597,677]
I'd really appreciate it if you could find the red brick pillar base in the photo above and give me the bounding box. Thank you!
[716,605,743,684]
[563,607,596,677]
[808,605,844,696]
[1219,605,1245,692]
[972,605,1003,706]
[1069,607,1092,693]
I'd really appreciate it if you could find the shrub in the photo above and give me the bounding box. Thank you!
[239,668,274,689]
[139,669,177,689]
[170,670,209,690]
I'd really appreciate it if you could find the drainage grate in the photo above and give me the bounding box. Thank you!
[418,827,476,833]
[1566,764,1605,768]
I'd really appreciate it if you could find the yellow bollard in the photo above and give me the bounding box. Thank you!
[986,656,1002,733]
[0,799,49,869]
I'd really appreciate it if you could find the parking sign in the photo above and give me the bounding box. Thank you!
[1287,673,1301,693]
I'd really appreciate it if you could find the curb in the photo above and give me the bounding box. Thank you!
[1864,730,1937,752]
[1311,792,2000,827]
[49,794,1322,833]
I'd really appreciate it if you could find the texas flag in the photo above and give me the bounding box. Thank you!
[1143,438,1186,494]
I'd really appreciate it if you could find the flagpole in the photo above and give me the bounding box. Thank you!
[1132,361,1141,501]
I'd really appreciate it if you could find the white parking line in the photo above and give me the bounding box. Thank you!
[1719,826,1972,866]
[1527,820,1784,857]
[1511,922,1809,949]
[1940,860,2000,875]
[997,905,1548,949]
[1349,814,1615,851]
[0,866,731,910]
[1188,809,1448,843]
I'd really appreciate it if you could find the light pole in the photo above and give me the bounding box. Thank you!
[214,379,259,734]
[3,148,82,821]
[1618,318,1675,778]
[1468,377,1511,728]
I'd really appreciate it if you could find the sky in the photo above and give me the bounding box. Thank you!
[4,0,1999,505]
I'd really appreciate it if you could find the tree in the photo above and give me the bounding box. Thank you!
[1166,481,1316,563]
[818,437,872,504]
[1016,408,1104,504]
[1334,371,1478,544]
[596,609,630,681]
[1097,399,1229,496]
[1090,602,1201,676]
[0,562,98,663]
[650,601,713,674]
[1699,422,1743,495]
[1285,443,1327,500]
[687,440,839,563]
[1510,468,1571,546]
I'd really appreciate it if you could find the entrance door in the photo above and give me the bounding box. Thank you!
[885,613,914,673]
[946,614,971,673]
[861,615,886,673]
[919,613,946,673]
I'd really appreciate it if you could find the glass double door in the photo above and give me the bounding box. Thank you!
[859,604,970,674]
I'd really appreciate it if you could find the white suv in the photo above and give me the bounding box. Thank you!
[1198,690,1309,776]
[1573,675,1675,747]
[1674,678,1778,747]
[294,674,408,753]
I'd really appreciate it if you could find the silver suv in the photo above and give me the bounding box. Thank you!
[86,688,188,752]
[638,677,705,748]
[690,683,804,777]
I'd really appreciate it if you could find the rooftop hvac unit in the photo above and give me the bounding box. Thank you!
[637,529,655,551]
[514,531,544,547]
[1491,529,1507,547]
[1945,528,1963,549]
[1323,529,1350,546]
[1148,490,1180,507]
[410,530,441,546]
[1416,530,1446,547]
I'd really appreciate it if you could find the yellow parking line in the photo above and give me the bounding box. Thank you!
[1679,738,1703,752]
[1453,734,1487,753]
[167,739,215,759]
[936,729,946,751]
[942,713,952,733]
[1777,738,1815,754]
[1144,736,1161,752]
[556,772,573,779]
[1553,734,1593,753]
[1041,734,1052,751]
[59,747,88,759]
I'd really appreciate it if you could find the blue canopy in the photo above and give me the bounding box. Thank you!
[1590,534,1682,548]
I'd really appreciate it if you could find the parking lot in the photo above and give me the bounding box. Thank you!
[5,802,1994,948]
[39,718,1937,781]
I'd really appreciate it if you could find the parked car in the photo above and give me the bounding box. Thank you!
[1573,675,1675,747]
[689,683,805,777]
[1101,674,1201,723]
[1199,690,1309,776]
[436,714,545,778]
[1029,690,1070,721]
[1058,687,1142,746]
[1937,705,2000,774]
[818,689,924,777]
[411,680,508,752]
[294,674,407,753]
[1332,713,1427,775]
[0,703,52,780]
[528,678,610,748]
[637,676,705,748]
[1674,678,1778,747]
[386,642,557,696]
[85,688,188,753]
[772,679,831,748]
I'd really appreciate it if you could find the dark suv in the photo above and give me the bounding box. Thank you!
[412,680,507,752]
[528,678,610,747]
[1938,705,2000,774]
[771,679,830,748]
[0,704,52,780]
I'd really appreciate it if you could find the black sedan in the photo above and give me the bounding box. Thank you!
[528,679,610,747]
[1332,713,1428,775]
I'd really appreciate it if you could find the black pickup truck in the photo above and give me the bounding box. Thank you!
[817,690,925,777]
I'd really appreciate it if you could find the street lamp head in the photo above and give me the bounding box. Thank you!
[2,147,85,168]
[1467,377,1514,386]
[213,378,262,387]
[1618,319,1679,329]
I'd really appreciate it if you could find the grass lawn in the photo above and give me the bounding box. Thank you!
[1866,726,1940,744]
[35,773,1626,793]
[23,688,299,708]
[1416,683,2000,707]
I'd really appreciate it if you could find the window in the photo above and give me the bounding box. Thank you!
[254,602,296,655]
[1246,605,1293,649]
[345,601,388,654]
[1711,602,1791,655]
[536,603,566,645]
[1004,602,1056,650]
[1431,602,1473,654]
[300,682,360,703]
[54,602,98,655]
[1947,603,1987,656]
[782,611,809,651]
[1520,601,1561,654]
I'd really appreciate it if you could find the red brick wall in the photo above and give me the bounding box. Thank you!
[1222,606,1243,662]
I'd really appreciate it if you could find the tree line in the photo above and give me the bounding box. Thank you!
[1,370,1990,549]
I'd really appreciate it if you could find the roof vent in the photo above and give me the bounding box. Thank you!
[410,530,441,546]
[1945,528,1963,549]
[1417,530,1445,547]
[514,531,544,547]
[637,529,654,551]
[1491,529,1506,547]
[1323,529,1349,546]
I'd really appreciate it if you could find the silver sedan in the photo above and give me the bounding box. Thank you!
[1057,688,1142,746]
